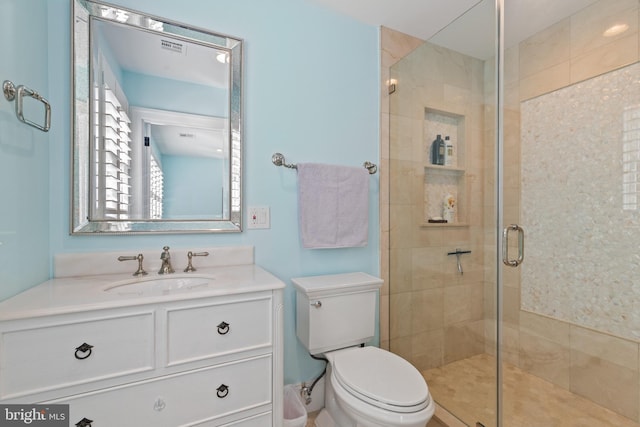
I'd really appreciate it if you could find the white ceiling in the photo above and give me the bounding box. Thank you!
[95,19,229,88]
[310,0,600,59]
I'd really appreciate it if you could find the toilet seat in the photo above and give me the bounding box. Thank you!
[330,346,430,413]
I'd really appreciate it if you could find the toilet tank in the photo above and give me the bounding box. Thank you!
[292,272,383,355]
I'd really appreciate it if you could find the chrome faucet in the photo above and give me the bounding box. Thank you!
[158,246,175,274]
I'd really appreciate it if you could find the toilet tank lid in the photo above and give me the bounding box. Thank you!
[292,272,382,297]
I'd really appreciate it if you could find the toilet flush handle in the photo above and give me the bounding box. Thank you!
[310,301,322,308]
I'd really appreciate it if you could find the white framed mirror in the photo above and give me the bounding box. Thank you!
[71,0,242,234]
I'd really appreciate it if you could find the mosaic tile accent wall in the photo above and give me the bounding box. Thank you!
[521,62,640,340]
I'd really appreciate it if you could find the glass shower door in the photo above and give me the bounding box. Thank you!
[386,1,499,425]
[500,0,640,425]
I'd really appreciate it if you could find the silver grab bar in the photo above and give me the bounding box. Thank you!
[3,80,51,132]
[502,224,524,267]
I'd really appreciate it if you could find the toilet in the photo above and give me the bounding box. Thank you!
[293,272,435,427]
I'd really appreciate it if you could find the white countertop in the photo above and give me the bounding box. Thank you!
[0,264,285,322]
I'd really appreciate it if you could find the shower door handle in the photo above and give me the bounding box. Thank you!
[502,224,524,267]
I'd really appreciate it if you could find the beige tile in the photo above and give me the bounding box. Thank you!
[388,205,417,248]
[379,114,390,161]
[519,60,571,101]
[504,44,520,85]
[412,329,444,371]
[501,324,520,367]
[423,354,640,427]
[411,225,445,248]
[411,247,446,290]
[389,159,418,204]
[390,335,413,361]
[389,247,413,294]
[443,320,484,364]
[422,354,498,426]
[483,282,496,322]
[570,0,638,57]
[389,292,412,339]
[381,26,423,69]
[412,288,444,333]
[519,18,571,78]
[379,294,389,344]
[520,310,570,344]
[432,403,467,427]
[443,284,483,326]
[570,33,638,83]
[570,324,639,371]
[502,286,520,326]
[519,330,571,389]
[426,417,446,427]
[571,350,640,421]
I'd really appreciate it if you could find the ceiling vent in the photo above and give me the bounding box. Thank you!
[161,39,183,54]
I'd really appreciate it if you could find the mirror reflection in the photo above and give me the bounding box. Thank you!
[72,0,242,234]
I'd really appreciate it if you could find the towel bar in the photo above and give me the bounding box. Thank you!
[3,80,51,132]
[271,152,377,174]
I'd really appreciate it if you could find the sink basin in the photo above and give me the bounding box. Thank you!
[104,274,215,296]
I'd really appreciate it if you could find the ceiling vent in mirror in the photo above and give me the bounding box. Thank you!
[161,39,184,54]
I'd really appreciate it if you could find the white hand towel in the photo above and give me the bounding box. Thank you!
[297,163,369,248]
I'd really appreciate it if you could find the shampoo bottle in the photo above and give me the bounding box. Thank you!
[444,136,454,166]
[430,134,445,165]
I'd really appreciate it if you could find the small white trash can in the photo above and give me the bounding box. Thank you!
[283,384,308,427]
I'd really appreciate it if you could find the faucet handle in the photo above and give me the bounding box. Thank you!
[184,251,209,272]
[117,253,148,276]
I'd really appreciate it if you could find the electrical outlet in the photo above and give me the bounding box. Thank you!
[247,206,270,229]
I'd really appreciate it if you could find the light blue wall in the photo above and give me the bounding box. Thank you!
[0,0,50,300]
[162,155,224,218]
[36,0,380,385]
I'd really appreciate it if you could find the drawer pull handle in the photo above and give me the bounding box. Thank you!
[217,321,230,335]
[216,384,229,398]
[153,398,166,412]
[74,343,94,360]
[75,417,93,427]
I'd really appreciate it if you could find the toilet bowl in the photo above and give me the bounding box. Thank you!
[318,346,434,427]
[292,272,435,427]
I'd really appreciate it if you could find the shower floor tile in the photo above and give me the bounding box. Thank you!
[422,354,639,427]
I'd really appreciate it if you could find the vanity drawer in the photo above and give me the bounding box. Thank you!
[57,355,272,427]
[0,312,154,399]
[166,297,272,365]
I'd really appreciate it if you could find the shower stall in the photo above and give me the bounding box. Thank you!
[384,0,640,425]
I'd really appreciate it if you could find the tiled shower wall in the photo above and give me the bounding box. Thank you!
[382,0,640,421]
[381,28,487,370]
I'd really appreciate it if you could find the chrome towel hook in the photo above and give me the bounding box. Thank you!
[3,80,51,132]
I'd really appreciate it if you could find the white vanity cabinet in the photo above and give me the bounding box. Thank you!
[0,259,284,427]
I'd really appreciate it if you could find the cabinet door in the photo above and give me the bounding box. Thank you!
[166,297,271,365]
[55,355,272,427]
[1,312,154,399]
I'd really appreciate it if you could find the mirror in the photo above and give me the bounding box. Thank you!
[72,0,242,234]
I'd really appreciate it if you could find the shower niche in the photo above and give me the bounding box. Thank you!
[422,108,467,227]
